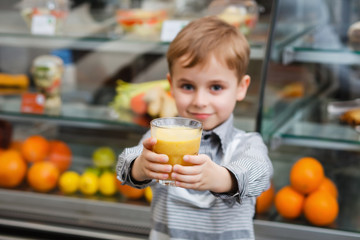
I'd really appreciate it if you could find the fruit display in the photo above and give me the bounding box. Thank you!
[275,185,305,219]
[290,157,324,194]
[79,172,99,196]
[47,140,72,173]
[255,182,275,214]
[58,171,80,195]
[274,157,339,227]
[144,186,153,203]
[317,177,338,199]
[27,161,59,193]
[92,146,116,168]
[303,190,339,226]
[98,172,117,197]
[21,135,50,163]
[0,150,27,188]
[0,135,151,204]
[116,180,145,200]
[110,79,178,120]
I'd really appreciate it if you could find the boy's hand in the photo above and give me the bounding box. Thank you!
[131,137,172,182]
[171,154,235,193]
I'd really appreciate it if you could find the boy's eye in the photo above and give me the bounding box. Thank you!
[211,85,223,91]
[181,84,194,91]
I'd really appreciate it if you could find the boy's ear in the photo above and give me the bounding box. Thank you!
[236,75,251,101]
[167,73,173,95]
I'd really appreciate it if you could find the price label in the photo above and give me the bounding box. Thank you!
[31,15,56,35]
[160,20,189,42]
[21,93,45,114]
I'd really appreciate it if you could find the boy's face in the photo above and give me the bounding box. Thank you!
[167,55,250,130]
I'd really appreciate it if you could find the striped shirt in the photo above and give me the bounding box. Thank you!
[117,115,273,240]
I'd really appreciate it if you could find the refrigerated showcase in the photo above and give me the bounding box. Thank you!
[0,0,359,239]
[256,0,360,239]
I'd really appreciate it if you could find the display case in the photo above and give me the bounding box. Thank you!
[256,0,360,239]
[1,0,359,239]
[0,0,270,239]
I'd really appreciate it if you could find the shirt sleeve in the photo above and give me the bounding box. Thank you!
[213,132,273,205]
[116,131,152,188]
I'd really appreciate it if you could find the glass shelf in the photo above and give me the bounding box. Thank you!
[0,95,148,132]
[268,99,360,151]
[0,8,268,58]
[0,94,258,133]
[282,25,360,65]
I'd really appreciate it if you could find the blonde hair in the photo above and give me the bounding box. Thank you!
[167,16,250,81]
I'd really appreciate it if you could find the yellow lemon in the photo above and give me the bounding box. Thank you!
[99,172,117,196]
[58,171,80,194]
[145,186,153,203]
[79,172,99,196]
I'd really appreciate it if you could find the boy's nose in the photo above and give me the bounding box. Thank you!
[192,90,207,108]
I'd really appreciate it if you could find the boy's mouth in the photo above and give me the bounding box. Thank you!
[191,113,212,121]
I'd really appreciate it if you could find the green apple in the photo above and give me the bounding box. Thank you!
[92,147,116,168]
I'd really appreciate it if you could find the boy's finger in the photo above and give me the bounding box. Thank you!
[143,137,157,150]
[147,171,169,180]
[183,154,203,165]
[173,164,197,175]
[149,163,172,173]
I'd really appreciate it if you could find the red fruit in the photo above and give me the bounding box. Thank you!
[130,92,147,115]
[47,140,72,173]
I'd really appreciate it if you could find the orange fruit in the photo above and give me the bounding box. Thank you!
[317,177,338,199]
[21,135,50,163]
[304,190,339,226]
[27,161,59,192]
[116,180,145,200]
[10,140,23,151]
[275,186,304,219]
[47,140,72,173]
[0,149,27,188]
[290,157,324,194]
[256,182,275,214]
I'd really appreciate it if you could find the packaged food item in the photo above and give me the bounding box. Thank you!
[18,0,70,35]
[51,49,76,94]
[31,55,63,115]
[348,21,360,50]
[0,73,29,94]
[207,0,259,36]
[116,9,168,36]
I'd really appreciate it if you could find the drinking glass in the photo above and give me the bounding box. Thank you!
[150,117,203,186]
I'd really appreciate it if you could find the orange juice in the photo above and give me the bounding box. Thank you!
[151,123,202,185]
[153,126,201,167]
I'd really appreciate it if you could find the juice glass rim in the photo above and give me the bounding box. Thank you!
[150,117,203,130]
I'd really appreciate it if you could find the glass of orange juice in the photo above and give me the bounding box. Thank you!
[150,117,203,186]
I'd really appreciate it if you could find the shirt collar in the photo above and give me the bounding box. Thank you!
[202,115,234,154]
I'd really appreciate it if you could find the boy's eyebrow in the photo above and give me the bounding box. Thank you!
[176,78,193,82]
[176,78,229,84]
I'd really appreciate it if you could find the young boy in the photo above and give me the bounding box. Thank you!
[117,16,273,240]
